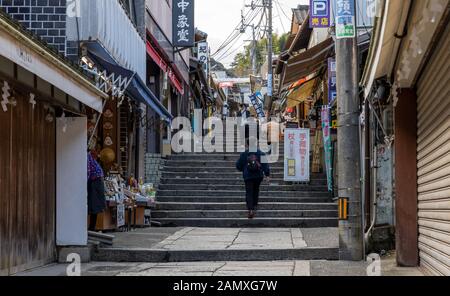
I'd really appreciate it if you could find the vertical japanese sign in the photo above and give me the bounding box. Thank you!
[267,74,273,97]
[197,42,209,76]
[284,129,310,182]
[310,0,330,28]
[173,0,195,47]
[321,106,333,191]
[335,0,356,39]
[328,58,337,105]
[249,92,266,119]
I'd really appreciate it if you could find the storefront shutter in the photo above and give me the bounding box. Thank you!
[416,25,450,276]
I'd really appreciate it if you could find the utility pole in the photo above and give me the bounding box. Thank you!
[335,0,364,261]
[251,25,257,76]
[243,23,257,76]
[266,0,273,100]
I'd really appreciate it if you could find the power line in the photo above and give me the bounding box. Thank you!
[213,6,264,60]
[274,1,286,33]
[273,0,291,22]
[211,0,262,57]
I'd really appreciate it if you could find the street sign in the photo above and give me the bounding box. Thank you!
[310,0,330,28]
[249,92,265,119]
[197,41,209,76]
[335,0,356,39]
[284,129,310,182]
[173,0,195,47]
[328,58,337,105]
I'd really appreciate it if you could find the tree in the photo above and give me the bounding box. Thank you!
[229,33,289,77]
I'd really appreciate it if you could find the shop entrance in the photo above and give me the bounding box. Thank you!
[0,93,56,275]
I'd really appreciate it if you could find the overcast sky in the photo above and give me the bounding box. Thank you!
[195,0,309,67]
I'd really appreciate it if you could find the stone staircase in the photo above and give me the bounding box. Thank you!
[152,130,338,228]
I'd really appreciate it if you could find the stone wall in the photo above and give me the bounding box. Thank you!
[144,153,165,187]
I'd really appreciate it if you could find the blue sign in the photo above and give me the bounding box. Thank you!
[310,0,330,28]
[249,92,266,119]
[331,0,376,28]
[335,0,356,39]
[328,58,337,105]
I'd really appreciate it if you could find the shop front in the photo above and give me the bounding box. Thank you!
[80,43,173,233]
[361,0,449,274]
[0,11,106,275]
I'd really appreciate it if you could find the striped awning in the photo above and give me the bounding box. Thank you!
[286,78,319,109]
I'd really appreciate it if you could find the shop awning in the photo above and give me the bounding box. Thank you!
[275,14,312,75]
[281,37,334,89]
[87,49,173,123]
[286,77,319,109]
[146,41,184,95]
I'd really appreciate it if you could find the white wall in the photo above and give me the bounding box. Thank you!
[67,0,146,80]
[56,117,88,246]
[146,0,173,43]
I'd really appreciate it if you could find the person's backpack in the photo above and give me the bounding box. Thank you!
[247,153,262,173]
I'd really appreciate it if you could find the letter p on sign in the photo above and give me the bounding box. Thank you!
[313,0,328,16]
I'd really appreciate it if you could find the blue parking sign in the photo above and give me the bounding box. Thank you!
[310,0,330,28]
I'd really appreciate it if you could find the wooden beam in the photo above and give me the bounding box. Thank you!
[394,88,419,267]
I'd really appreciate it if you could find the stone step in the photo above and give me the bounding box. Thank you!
[163,167,289,173]
[157,190,329,197]
[161,172,323,180]
[165,160,285,167]
[160,178,328,186]
[155,196,333,203]
[92,247,339,262]
[152,210,338,219]
[170,153,286,159]
[157,184,328,192]
[155,202,337,211]
[153,217,338,228]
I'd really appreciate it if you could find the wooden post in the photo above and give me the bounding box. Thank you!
[394,88,419,267]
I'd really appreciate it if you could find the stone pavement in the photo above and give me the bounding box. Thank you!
[108,227,338,250]
[15,257,423,276]
[91,227,340,262]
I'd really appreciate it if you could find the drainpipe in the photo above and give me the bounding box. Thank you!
[364,102,371,233]
[365,109,378,246]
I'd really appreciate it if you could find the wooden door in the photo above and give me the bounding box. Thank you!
[0,92,56,275]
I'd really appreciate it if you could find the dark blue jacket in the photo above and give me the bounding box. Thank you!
[236,150,270,181]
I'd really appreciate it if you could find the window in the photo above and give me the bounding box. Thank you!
[119,0,137,26]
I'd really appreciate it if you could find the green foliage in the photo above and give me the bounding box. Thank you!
[230,33,289,77]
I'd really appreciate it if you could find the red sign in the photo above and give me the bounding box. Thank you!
[219,82,234,88]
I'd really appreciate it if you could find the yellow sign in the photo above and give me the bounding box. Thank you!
[338,198,349,220]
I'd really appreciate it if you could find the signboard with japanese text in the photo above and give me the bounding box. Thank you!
[331,0,376,29]
[173,0,195,47]
[284,129,310,182]
[117,204,125,227]
[197,41,209,76]
[335,0,356,39]
[310,0,330,28]
[328,58,337,105]
[321,106,333,191]
[249,92,266,120]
